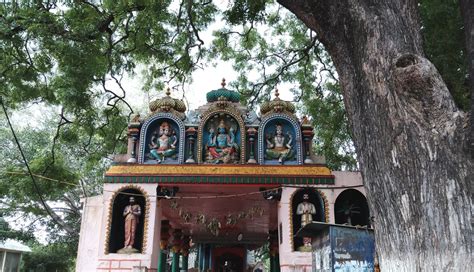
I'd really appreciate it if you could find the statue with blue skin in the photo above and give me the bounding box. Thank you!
[206,120,239,164]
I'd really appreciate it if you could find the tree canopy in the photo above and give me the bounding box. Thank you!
[0,0,470,270]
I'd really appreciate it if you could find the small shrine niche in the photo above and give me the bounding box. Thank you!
[108,188,146,254]
[291,188,326,251]
[134,88,187,164]
[139,117,184,164]
[335,189,370,227]
[258,89,303,165]
[200,114,242,164]
[260,119,298,165]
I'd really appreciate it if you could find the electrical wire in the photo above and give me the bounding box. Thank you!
[0,97,68,230]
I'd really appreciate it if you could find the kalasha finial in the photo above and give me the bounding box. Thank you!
[301,115,311,125]
[221,78,226,88]
[166,87,171,96]
[275,88,280,98]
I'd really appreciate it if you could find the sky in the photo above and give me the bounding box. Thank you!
[118,60,295,115]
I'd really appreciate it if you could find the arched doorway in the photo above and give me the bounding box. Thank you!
[108,188,146,253]
[291,188,326,251]
[334,189,370,227]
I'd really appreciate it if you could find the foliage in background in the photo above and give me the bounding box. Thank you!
[419,0,470,110]
[0,111,117,270]
[209,5,358,170]
[0,213,35,242]
[301,83,357,170]
[0,0,470,270]
[21,241,77,272]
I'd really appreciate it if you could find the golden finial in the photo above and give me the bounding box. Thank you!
[221,78,226,88]
[301,115,311,125]
[166,87,171,96]
[275,88,280,98]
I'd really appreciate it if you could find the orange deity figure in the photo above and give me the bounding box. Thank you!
[119,196,142,253]
[149,122,177,163]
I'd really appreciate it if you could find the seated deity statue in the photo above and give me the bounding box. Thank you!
[148,122,177,163]
[265,124,295,163]
[205,120,239,164]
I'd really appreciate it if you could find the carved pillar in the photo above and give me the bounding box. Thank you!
[301,118,315,164]
[185,127,197,163]
[171,229,182,272]
[198,244,210,271]
[127,117,141,163]
[158,220,170,272]
[269,230,280,272]
[180,236,190,272]
[247,127,258,163]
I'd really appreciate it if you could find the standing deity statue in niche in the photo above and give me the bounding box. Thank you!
[265,124,295,163]
[118,196,142,254]
[148,122,177,163]
[205,120,239,164]
[296,193,317,251]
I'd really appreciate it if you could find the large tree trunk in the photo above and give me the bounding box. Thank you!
[278,0,473,271]
[459,0,474,157]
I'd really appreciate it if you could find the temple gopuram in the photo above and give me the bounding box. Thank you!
[76,80,373,272]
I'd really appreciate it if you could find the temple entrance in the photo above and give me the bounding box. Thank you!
[159,184,279,271]
[213,247,245,272]
[161,184,279,245]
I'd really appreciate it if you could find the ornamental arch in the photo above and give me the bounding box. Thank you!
[258,113,303,165]
[334,188,370,227]
[106,186,148,254]
[197,110,246,164]
[289,188,328,251]
[138,113,186,164]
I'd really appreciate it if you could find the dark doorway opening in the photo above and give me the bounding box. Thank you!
[335,189,370,227]
[213,247,245,272]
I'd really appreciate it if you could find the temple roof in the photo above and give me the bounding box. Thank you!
[148,88,186,119]
[206,78,241,103]
[260,89,296,116]
[121,78,322,167]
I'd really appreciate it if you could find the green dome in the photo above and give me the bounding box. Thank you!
[206,88,241,103]
[206,79,241,103]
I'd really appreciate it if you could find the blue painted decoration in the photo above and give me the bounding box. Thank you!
[138,113,186,164]
[258,113,303,165]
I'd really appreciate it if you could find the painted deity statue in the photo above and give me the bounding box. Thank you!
[119,197,141,253]
[296,194,316,250]
[265,124,295,163]
[206,120,239,164]
[297,194,317,227]
[149,122,177,163]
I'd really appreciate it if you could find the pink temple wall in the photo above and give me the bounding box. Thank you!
[277,171,365,272]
